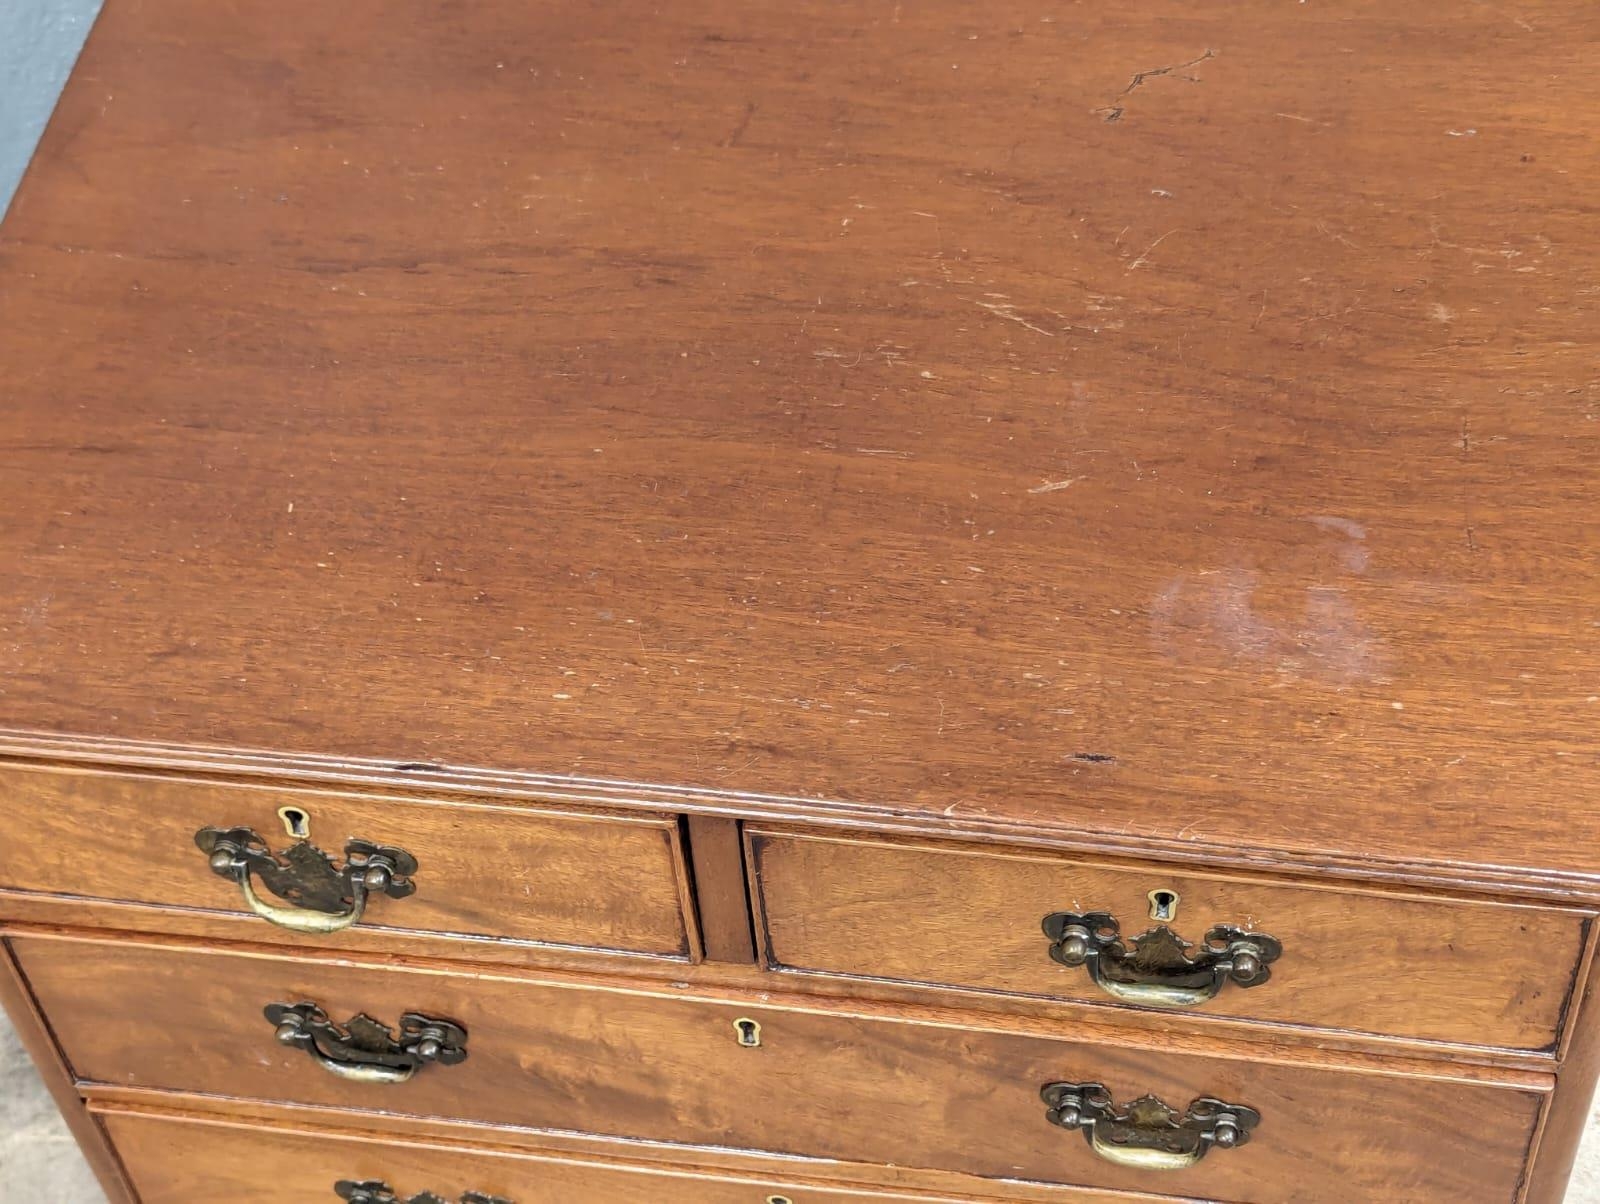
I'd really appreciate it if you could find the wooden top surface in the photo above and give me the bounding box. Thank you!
[2,0,1598,890]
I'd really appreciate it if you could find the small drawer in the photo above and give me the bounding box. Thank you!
[19,934,1545,1203]
[100,1107,990,1204]
[746,826,1593,1054]
[0,762,693,960]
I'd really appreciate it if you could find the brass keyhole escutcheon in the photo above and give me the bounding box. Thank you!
[733,1017,762,1048]
[1147,888,1180,922]
[766,1196,794,1204]
[278,806,312,840]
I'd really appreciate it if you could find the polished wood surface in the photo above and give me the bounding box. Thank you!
[100,1106,1157,1204]
[686,814,758,964]
[15,934,1547,1203]
[1526,923,1600,1203]
[86,1090,1248,1204]
[5,899,1572,1080]
[749,826,1594,1054]
[1,0,1599,890]
[4,3,1599,1200]
[0,762,696,961]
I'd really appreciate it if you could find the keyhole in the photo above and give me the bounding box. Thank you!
[277,806,311,840]
[733,1017,762,1048]
[766,1196,794,1204]
[1148,889,1180,922]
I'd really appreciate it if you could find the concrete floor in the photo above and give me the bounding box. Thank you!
[0,1011,102,1202]
[0,1008,1597,1202]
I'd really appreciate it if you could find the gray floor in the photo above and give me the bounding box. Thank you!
[0,1005,1597,1202]
[0,0,102,216]
[0,1012,102,1202]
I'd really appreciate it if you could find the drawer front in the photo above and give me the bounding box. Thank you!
[748,827,1591,1053]
[100,1109,1002,1204]
[0,763,692,959]
[20,936,1543,1203]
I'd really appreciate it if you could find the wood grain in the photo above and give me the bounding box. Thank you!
[0,761,695,960]
[1524,924,1600,1203]
[686,815,757,964]
[748,826,1593,1054]
[7,921,1557,1085]
[85,1092,1235,1204]
[13,933,1547,1203]
[0,0,1596,892]
[4,891,1575,1073]
[99,1105,1168,1204]
[4,3,1599,1198]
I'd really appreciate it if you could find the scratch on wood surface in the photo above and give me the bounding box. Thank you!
[1127,229,1178,271]
[975,299,1055,336]
[1096,49,1216,122]
[721,101,757,147]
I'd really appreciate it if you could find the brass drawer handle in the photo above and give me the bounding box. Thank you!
[267,1001,467,1085]
[336,1182,511,1204]
[1042,911,1281,1009]
[1042,1081,1259,1171]
[195,826,418,934]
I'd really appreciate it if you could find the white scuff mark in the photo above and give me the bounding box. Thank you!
[1127,229,1178,271]
[1028,477,1088,494]
[974,299,1055,337]
[1305,515,1367,541]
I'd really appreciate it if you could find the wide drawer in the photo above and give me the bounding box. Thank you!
[0,762,694,960]
[747,826,1593,1054]
[19,935,1545,1203]
[97,1106,1149,1203]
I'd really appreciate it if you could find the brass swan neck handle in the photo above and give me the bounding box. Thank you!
[1042,1081,1260,1170]
[267,1001,467,1085]
[196,826,418,934]
[1042,911,1282,1009]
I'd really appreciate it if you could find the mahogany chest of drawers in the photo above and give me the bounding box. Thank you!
[3,2,1598,1201]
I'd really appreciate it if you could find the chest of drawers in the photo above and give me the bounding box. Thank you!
[3,2,1599,1201]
